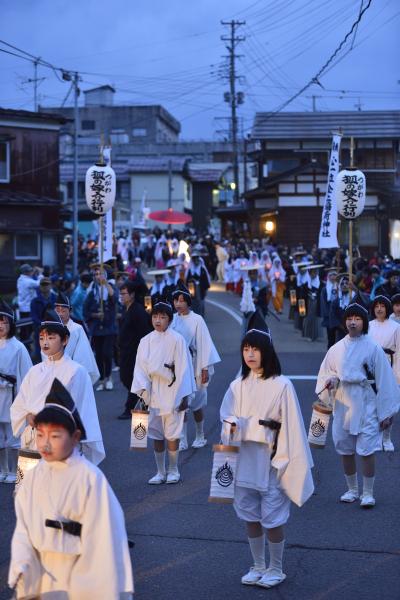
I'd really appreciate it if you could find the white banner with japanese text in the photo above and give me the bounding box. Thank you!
[318,134,342,249]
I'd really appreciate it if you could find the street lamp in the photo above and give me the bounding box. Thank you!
[265,220,275,233]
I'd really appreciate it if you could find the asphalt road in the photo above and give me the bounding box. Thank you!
[0,288,399,600]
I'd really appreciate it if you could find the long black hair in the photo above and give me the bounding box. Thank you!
[241,329,281,380]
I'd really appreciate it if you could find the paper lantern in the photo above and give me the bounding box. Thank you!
[298,298,307,316]
[144,295,152,313]
[335,168,365,220]
[290,289,297,306]
[85,163,116,216]
[130,409,149,450]
[208,444,239,503]
[15,449,41,491]
[308,402,333,448]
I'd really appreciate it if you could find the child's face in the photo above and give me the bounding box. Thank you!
[55,305,70,325]
[0,316,10,339]
[36,423,80,462]
[374,302,387,321]
[243,344,262,372]
[152,312,170,332]
[173,295,189,315]
[393,303,400,317]
[39,331,65,356]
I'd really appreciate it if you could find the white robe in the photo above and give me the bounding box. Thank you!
[171,311,220,387]
[316,334,400,435]
[9,450,133,599]
[65,319,100,385]
[220,373,314,507]
[11,355,105,465]
[131,328,196,416]
[368,318,400,384]
[0,337,32,423]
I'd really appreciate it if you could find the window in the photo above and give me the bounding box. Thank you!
[81,120,96,130]
[132,128,147,137]
[117,181,130,198]
[110,130,129,144]
[15,233,40,259]
[0,141,10,182]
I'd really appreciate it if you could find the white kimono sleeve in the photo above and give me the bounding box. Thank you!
[69,369,105,465]
[68,473,134,598]
[16,345,33,392]
[131,338,152,402]
[219,383,241,445]
[8,483,42,597]
[194,317,220,380]
[315,347,338,406]
[68,327,100,385]
[10,371,32,437]
[271,380,314,507]
[373,344,400,422]
[171,334,196,408]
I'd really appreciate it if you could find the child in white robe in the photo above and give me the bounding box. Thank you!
[171,288,220,449]
[220,329,313,589]
[0,300,32,483]
[11,309,105,466]
[54,291,100,385]
[8,378,134,599]
[389,293,400,324]
[132,302,196,484]
[368,294,400,451]
[316,303,400,508]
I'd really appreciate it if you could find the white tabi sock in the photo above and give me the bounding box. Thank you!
[268,539,285,574]
[383,426,392,442]
[181,422,188,443]
[0,448,8,474]
[362,476,375,497]
[248,534,266,570]
[195,420,204,438]
[167,450,179,474]
[154,451,166,476]
[345,473,358,493]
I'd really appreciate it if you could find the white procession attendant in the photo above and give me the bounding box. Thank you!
[368,294,400,452]
[172,288,221,449]
[11,310,105,466]
[131,302,196,484]
[8,379,133,599]
[220,329,313,589]
[0,300,33,483]
[316,303,400,508]
[53,292,100,385]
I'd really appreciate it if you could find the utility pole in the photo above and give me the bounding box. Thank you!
[72,72,80,278]
[221,20,245,204]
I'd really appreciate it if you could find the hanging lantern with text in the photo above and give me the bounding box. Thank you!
[335,168,366,220]
[85,163,116,216]
[16,449,41,491]
[208,444,239,503]
[130,408,149,450]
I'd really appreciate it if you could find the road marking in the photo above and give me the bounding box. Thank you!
[207,299,319,381]
[206,298,242,325]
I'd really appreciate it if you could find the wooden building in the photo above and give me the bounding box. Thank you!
[0,108,66,292]
[219,111,400,253]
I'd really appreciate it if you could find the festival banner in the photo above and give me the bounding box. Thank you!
[102,208,113,262]
[318,133,342,249]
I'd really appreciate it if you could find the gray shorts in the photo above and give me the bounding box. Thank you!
[234,469,290,529]
[148,410,185,442]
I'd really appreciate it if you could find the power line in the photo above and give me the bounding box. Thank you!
[258,0,374,120]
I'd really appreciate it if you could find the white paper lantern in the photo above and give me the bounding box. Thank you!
[130,409,149,450]
[308,401,333,449]
[335,168,366,220]
[208,444,239,503]
[85,163,116,216]
[15,449,41,491]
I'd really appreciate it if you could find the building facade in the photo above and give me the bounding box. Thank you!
[222,110,400,254]
[0,108,66,292]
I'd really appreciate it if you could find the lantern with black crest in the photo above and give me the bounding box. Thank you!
[85,156,116,217]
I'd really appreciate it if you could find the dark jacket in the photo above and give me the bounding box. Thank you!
[83,285,117,336]
[118,302,152,389]
[30,291,57,326]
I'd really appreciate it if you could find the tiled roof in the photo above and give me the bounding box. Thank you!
[252,110,400,140]
[188,163,229,182]
[0,107,67,123]
[127,157,188,173]
[0,190,60,205]
[60,162,130,180]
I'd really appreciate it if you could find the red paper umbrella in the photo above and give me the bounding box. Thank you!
[148,208,192,225]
